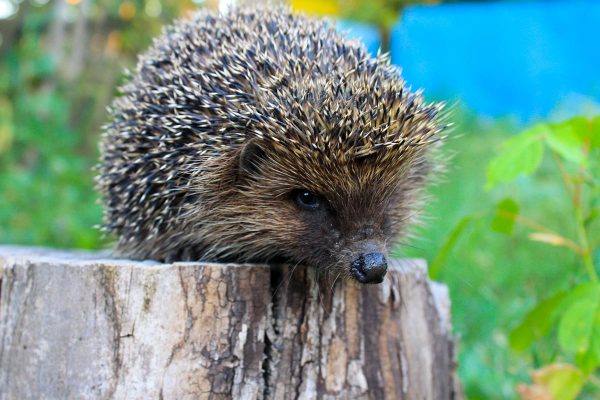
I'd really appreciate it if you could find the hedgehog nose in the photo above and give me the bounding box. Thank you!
[351,252,388,284]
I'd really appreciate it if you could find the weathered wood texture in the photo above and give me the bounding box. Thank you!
[0,246,462,400]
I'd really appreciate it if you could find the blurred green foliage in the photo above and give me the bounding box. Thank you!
[0,0,196,248]
[0,10,101,248]
[1,1,599,399]
[399,114,600,398]
[491,117,600,399]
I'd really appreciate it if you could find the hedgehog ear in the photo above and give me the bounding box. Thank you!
[238,139,267,177]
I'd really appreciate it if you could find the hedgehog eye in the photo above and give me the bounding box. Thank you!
[293,189,322,211]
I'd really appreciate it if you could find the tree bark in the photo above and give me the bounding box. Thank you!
[0,246,462,400]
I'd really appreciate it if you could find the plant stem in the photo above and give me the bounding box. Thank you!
[550,151,576,205]
[570,141,598,281]
[549,145,597,280]
[575,204,598,281]
[498,210,582,254]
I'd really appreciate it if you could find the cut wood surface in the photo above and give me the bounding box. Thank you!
[0,245,462,400]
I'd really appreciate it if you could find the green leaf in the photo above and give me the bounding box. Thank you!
[554,116,590,137]
[547,119,586,165]
[429,215,473,279]
[509,290,567,352]
[532,363,585,400]
[576,328,600,373]
[590,116,600,148]
[561,115,600,149]
[575,286,600,373]
[585,206,599,228]
[491,198,519,235]
[485,125,546,189]
[511,283,600,354]
[558,283,600,354]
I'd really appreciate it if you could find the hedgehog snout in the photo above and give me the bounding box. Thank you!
[348,240,388,284]
[350,252,388,284]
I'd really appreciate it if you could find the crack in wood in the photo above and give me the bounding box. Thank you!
[98,267,123,398]
[261,266,282,399]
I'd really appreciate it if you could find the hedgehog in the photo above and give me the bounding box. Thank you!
[97,7,447,284]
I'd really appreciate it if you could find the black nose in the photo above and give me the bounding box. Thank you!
[351,252,388,284]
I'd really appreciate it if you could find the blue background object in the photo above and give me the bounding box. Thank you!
[389,0,600,121]
[335,0,600,121]
[336,19,382,56]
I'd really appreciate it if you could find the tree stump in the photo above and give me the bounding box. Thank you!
[0,246,462,399]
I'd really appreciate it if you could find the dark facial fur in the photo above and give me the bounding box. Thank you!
[97,7,447,283]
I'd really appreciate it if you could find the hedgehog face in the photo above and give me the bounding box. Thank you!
[287,184,393,284]
[223,141,429,284]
